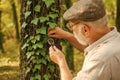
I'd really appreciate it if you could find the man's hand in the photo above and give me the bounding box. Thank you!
[49,46,65,66]
[48,27,69,39]
[48,26,86,52]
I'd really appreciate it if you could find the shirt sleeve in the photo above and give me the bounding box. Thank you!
[74,59,111,80]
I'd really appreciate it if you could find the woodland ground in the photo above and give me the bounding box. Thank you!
[0,39,19,80]
[0,39,84,80]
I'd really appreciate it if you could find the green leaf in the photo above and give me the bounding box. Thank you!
[35,74,41,80]
[31,39,36,44]
[34,64,41,70]
[29,56,35,61]
[40,58,47,65]
[21,22,27,28]
[36,42,44,48]
[48,65,55,72]
[42,0,55,8]
[26,52,34,59]
[40,49,46,56]
[27,1,32,5]
[45,55,50,62]
[24,11,31,19]
[35,35,41,41]
[43,74,51,80]
[26,67,30,73]
[36,51,40,55]
[47,22,57,28]
[34,5,41,12]
[32,44,37,49]
[31,18,39,25]
[48,13,58,19]
[39,16,49,23]
[30,36,34,40]
[36,27,47,34]
[30,77,35,80]
[51,8,59,13]
[21,43,29,50]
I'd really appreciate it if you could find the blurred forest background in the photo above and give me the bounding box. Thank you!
[0,0,118,80]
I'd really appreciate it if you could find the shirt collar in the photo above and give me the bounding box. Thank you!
[84,27,119,55]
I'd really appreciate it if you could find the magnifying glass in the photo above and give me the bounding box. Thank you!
[47,38,55,46]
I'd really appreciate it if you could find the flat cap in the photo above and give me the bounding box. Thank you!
[63,0,106,21]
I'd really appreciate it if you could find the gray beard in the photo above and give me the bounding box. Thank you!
[74,31,89,46]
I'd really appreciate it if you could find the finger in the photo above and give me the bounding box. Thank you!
[48,29,56,35]
[48,28,54,32]
[48,34,59,38]
[49,46,56,54]
[48,27,60,32]
[53,46,59,52]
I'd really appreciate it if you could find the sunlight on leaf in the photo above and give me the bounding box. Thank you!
[24,11,31,19]
[27,1,32,5]
[42,0,55,8]
[21,22,27,28]
[31,18,39,25]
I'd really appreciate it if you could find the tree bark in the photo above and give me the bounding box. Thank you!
[116,0,120,32]
[11,0,20,40]
[0,0,4,53]
[64,0,74,71]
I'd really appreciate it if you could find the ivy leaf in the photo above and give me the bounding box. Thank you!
[39,16,49,23]
[34,64,41,70]
[34,5,41,12]
[36,42,44,48]
[21,22,27,28]
[27,1,32,5]
[51,8,59,13]
[35,35,41,41]
[48,13,58,19]
[32,44,37,49]
[45,55,50,62]
[21,43,29,50]
[26,67,30,73]
[24,11,31,19]
[40,58,47,65]
[42,0,55,8]
[30,77,35,80]
[40,49,46,56]
[31,18,39,25]
[26,52,34,59]
[30,36,34,40]
[47,22,57,28]
[36,27,46,34]
[31,39,36,44]
[48,65,55,72]
[28,46,32,51]
[35,74,41,80]
[43,74,51,80]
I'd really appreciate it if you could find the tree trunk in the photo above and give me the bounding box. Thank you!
[116,0,120,32]
[20,0,61,80]
[0,0,4,53]
[64,0,74,71]
[11,0,20,40]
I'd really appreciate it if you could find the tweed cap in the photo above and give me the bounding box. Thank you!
[63,0,106,21]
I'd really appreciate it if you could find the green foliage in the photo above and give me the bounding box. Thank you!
[103,0,116,26]
[34,5,41,12]
[21,0,60,79]
[42,0,55,8]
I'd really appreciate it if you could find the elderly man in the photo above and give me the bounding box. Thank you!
[48,0,120,80]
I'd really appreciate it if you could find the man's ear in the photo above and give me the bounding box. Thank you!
[81,25,90,37]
